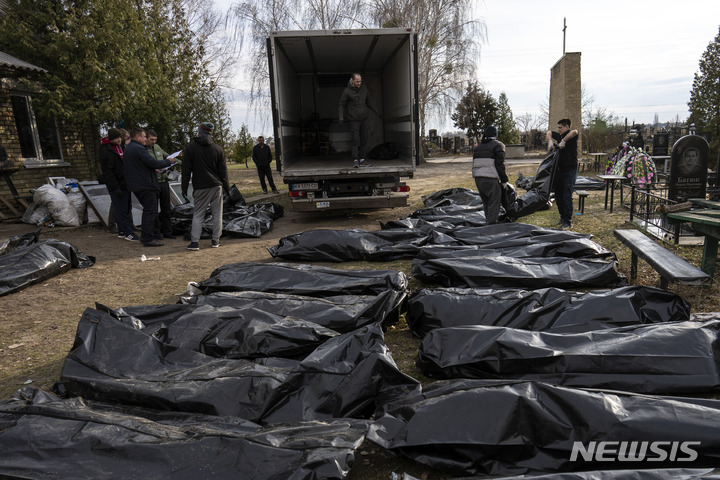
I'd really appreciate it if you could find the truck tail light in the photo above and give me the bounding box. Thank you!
[393,186,410,192]
[289,190,307,197]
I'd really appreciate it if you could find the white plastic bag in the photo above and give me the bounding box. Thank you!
[66,192,87,224]
[33,184,80,227]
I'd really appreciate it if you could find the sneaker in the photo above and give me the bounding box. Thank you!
[353,159,359,168]
[272,189,279,194]
[117,233,125,238]
[560,220,573,229]
[211,239,220,248]
[186,242,200,251]
[262,189,268,194]
[359,159,371,167]
[124,233,140,242]
[143,240,164,247]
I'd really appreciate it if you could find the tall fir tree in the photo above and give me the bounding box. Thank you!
[497,92,520,145]
[688,27,720,166]
[0,0,230,155]
[451,82,498,144]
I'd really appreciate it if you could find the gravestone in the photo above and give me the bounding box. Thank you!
[668,135,709,202]
[652,133,669,156]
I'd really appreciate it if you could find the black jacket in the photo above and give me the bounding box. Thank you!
[123,140,171,193]
[552,131,578,171]
[338,84,378,122]
[472,139,508,183]
[99,139,126,192]
[182,134,230,196]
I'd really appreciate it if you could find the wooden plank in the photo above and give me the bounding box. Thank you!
[689,198,720,209]
[0,197,21,217]
[667,210,720,225]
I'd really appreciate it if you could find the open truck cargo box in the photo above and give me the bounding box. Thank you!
[267,28,418,210]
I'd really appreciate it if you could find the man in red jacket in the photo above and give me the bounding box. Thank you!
[182,122,230,251]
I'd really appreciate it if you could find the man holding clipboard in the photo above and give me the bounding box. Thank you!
[147,130,180,239]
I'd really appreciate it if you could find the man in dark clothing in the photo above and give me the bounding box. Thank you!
[146,129,177,239]
[251,136,278,194]
[123,127,171,246]
[472,125,507,224]
[338,73,381,168]
[182,121,230,251]
[100,128,137,241]
[547,118,579,229]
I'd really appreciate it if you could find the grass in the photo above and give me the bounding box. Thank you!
[4,159,719,479]
[347,166,720,479]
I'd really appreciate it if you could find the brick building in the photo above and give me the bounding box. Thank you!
[0,50,98,208]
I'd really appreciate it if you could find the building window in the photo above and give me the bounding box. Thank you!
[10,94,66,168]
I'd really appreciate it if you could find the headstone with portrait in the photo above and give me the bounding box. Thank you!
[668,135,709,202]
[652,133,669,156]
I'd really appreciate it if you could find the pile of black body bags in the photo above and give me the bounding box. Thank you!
[262,152,720,478]
[0,230,95,297]
[0,262,417,478]
[171,185,284,239]
[4,151,720,479]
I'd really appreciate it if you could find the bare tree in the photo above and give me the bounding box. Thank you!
[231,0,484,137]
[185,0,241,89]
[368,0,485,135]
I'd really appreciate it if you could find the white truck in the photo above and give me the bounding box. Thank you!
[267,28,419,211]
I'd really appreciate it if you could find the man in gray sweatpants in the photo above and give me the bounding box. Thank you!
[181,122,230,250]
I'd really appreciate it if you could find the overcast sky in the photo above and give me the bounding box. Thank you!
[473,0,720,131]
[217,0,720,135]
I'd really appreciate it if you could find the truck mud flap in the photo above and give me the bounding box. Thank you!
[292,194,408,211]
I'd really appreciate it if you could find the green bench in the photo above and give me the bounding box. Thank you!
[614,229,712,289]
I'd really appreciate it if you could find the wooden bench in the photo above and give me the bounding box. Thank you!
[576,190,589,215]
[614,229,712,289]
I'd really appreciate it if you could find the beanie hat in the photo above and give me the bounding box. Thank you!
[484,126,498,138]
[108,128,122,140]
[199,122,214,134]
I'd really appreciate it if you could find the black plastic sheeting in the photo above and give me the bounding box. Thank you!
[421,187,483,207]
[181,290,406,331]
[268,228,459,262]
[414,236,613,260]
[412,254,627,289]
[380,217,457,231]
[171,201,283,238]
[407,286,691,337]
[97,302,341,359]
[60,307,420,423]
[0,229,40,255]
[0,387,368,479]
[269,223,611,263]
[0,232,95,297]
[197,262,409,298]
[575,175,605,190]
[417,320,720,393]
[368,379,720,476]
[505,149,559,219]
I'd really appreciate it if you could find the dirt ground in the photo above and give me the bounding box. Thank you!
[0,156,545,398]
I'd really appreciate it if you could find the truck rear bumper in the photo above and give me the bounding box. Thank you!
[291,193,409,211]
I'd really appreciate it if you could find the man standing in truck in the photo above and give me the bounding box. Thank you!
[338,73,381,168]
